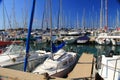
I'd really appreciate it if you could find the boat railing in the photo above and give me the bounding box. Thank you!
[100,57,120,80]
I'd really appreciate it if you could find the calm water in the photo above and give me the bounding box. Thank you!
[34,42,120,58]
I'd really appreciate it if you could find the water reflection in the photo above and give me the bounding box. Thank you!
[33,42,120,57]
[95,45,120,56]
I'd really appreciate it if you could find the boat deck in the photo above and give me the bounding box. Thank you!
[68,52,95,79]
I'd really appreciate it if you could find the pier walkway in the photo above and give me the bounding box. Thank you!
[0,67,67,80]
[68,53,95,79]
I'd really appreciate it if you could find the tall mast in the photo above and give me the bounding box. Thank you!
[49,0,52,39]
[41,0,46,30]
[2,0,5,30]
[82,8,85,30]
[92,6,94,29]
[12,0,17,29]
[22,0,28,29]
[100,0,103,29]
[46,0,49,30]
[24,0,28,29]
[4,4,12,29]
[57,0,60,30]
[24,0,36,72]
[49,0,53,59]
[60,0,62,29]
[116,9,119,28]
[77,13,79,30]
[105,0,108,31]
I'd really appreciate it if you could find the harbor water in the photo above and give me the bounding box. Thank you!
[6,42,120,71]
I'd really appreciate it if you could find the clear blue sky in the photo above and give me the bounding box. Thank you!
[0,0,120,29]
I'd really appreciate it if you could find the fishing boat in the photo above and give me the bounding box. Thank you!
[96,50,120,80]
[0,44,50,71]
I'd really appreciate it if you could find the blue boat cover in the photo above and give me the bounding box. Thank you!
[52,41,65,53]
[78,35,89,40]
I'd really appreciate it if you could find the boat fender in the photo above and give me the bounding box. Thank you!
[43,72,50,80]
[12,58,16,62]
[95,73,104,80]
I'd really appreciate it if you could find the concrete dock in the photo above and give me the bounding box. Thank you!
[68,53,95,79]
[0,67,68,80]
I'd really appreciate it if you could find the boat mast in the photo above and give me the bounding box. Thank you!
[116,9,119,29]
[41,0,46,30]
[23,0,28,29]
[60,0,62,29]
[49,0,53,60]
[2,0,6,30]
[92,6,94,29]
[12,0,17,29]
[57,0,60,31]
[100,0,103,29]
[24,0,36,72]
[77,13,79,30]
[82,8,85,30]
[105,0,108,31]
[46,0,49,30]
[4,4,12,29]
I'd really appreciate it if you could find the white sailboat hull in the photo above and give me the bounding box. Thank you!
[77,40,88,44]
[51,61,76,77]
[32,49,77,78]
[95,38,110,45]
[0,54,48,71]
[63,38,76,44]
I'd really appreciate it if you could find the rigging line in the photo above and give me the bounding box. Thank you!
[41,0,46,30]
[4,4,12,29]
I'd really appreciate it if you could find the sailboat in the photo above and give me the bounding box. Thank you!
[0,43,50,71]
[32,0,77,77]
[95,32,111,45]
[32,47,77,77]
[96,0,120,80]
[76,34,90,44]
[32,41,77,78]
[0,0,50,72]
[0,0,22,47]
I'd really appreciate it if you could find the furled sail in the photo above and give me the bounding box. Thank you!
[52,41,65,53]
